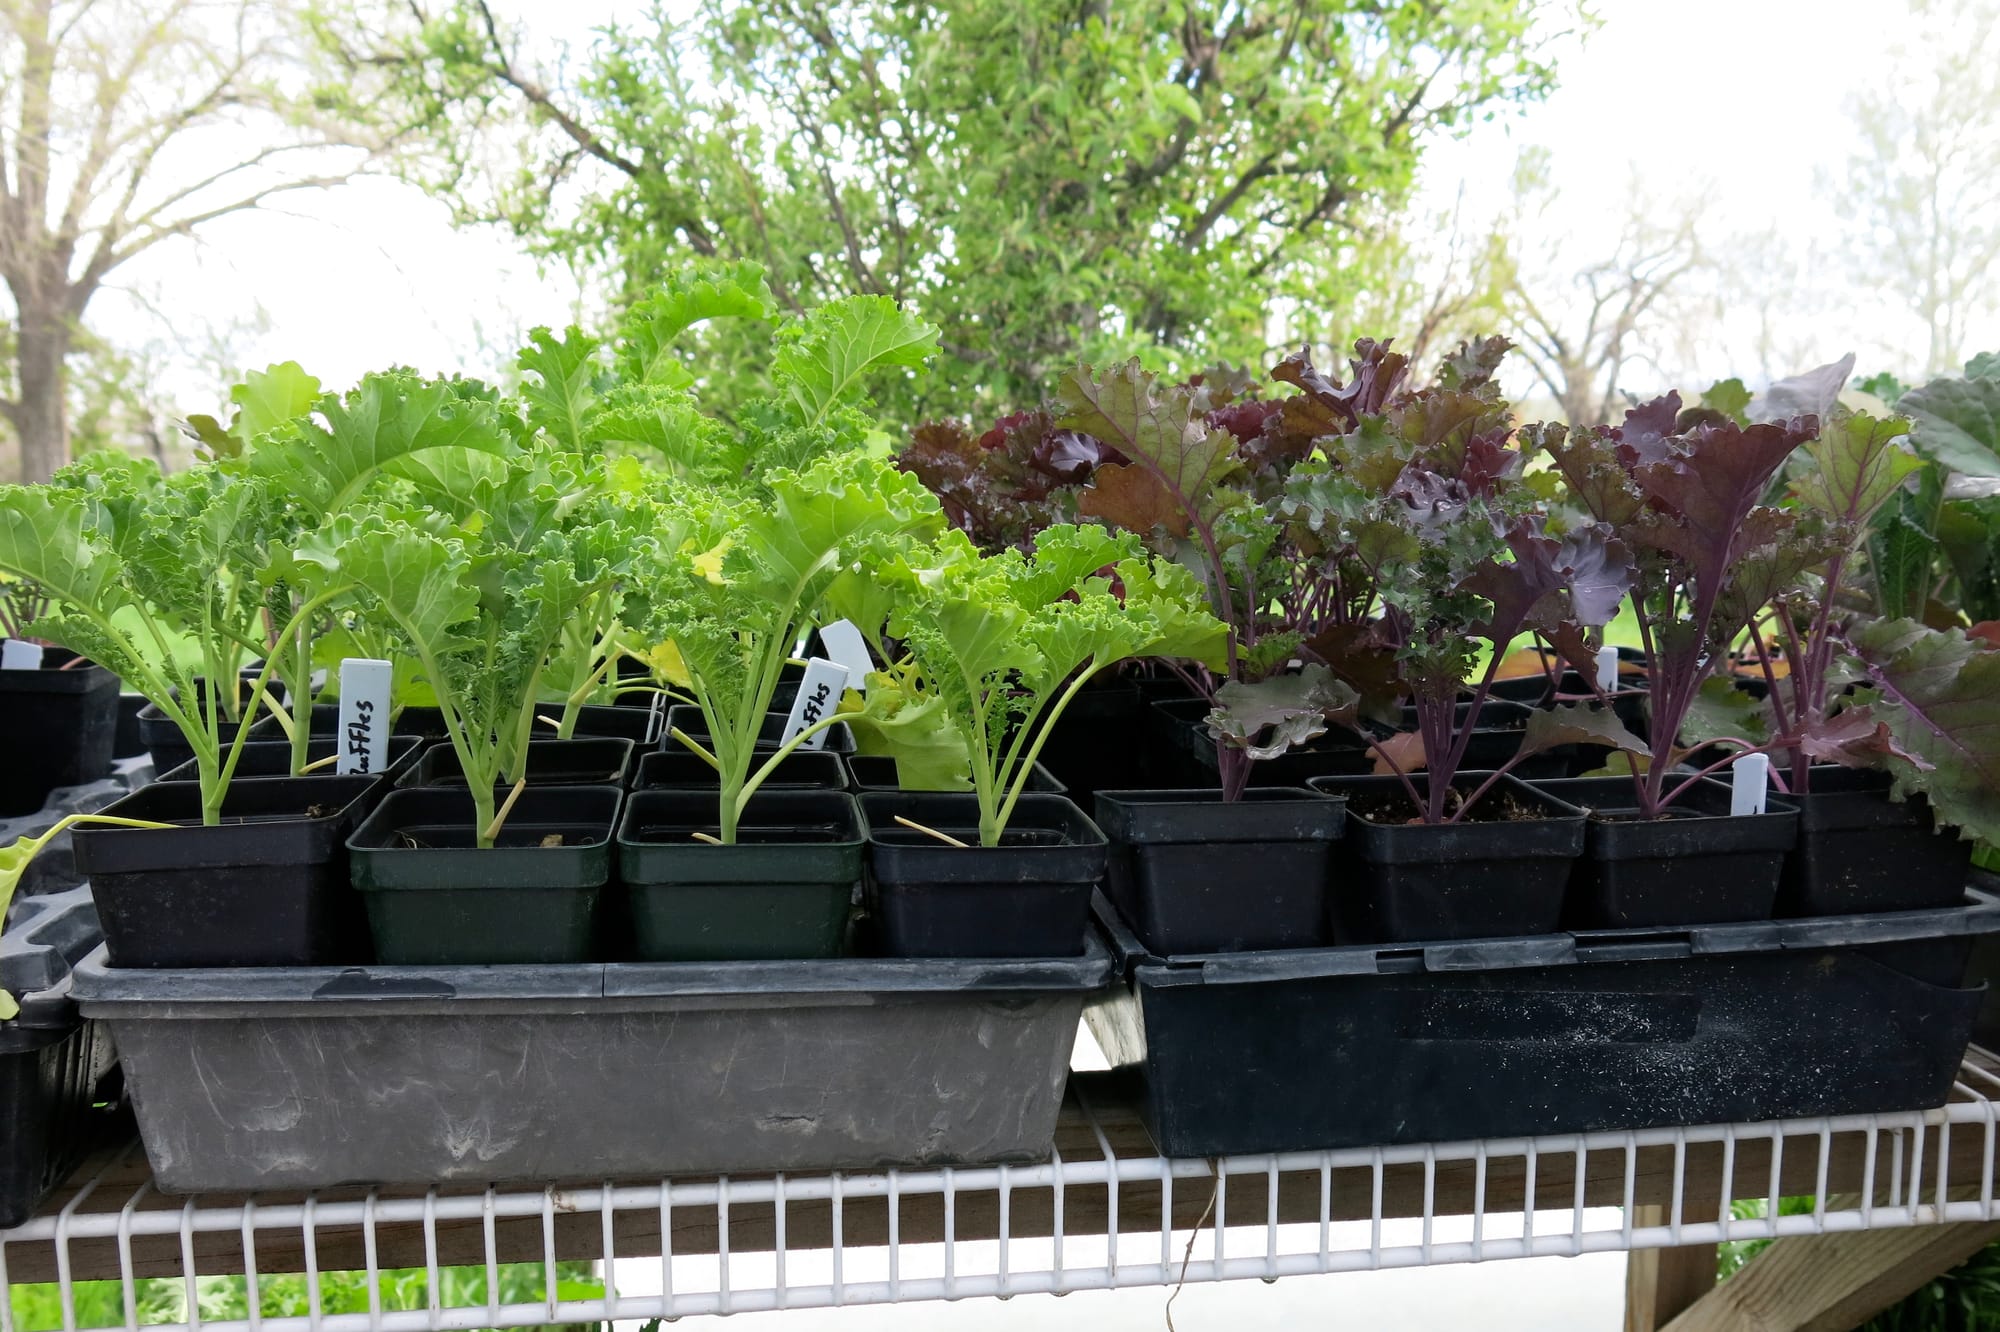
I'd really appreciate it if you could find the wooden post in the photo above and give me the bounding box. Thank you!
[1660,1218,2000,1332]
[1624,1203,1720,1332]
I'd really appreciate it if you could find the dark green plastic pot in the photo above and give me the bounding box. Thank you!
[347,785,621,964]
[615,790,864,961]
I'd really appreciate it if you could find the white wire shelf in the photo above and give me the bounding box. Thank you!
[7,1054,2000,1330]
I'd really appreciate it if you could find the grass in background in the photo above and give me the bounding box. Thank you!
[8,1262,603,1332]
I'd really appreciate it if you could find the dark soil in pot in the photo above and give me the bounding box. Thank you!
[860,792,1106,958]
[662,706,856,755]
[156,734,425,784]
[347,785,621,965]
[615,790,865,960]
[1095,787,1347,954]
[1778,765,1972,917]
[636,749,848,791]
[1306,771,1585,944]
[844,754,1065,795]
[405,737,636,789]
[72,774,384,967]
[0,647,119,815]
[1534,775,1797,928]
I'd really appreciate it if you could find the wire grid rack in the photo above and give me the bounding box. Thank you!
[6,1054,2000,1330]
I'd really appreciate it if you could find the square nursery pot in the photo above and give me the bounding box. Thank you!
[861,792,1107,958]
[1535,775,1798,929]
[662,705,857,755]
[1306,772,1586,944]
[1778,766,1973,917]
[547,702,662,745]
[1094,788,1347,955]
[135,678,281,777]
[0,647,120,816]
[1085,885,1997,1158]
[347,785,622,965]
[156,734,426,785]
[615,790,865,961]
[636,749,849,791]
[404,737,635,789]
[845,754,1066,795]
[72,775,384,968]
[68,934,1112,1191]
[384,705,453,739]
[1150,697,1375,787]
[1032,678,1146,799]
[1,888,124,1227]
[113,693,149,760]
[1395,698,1568,779]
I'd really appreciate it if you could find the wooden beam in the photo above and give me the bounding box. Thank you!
[1663,1215,2000,1332]
[1624,1202,1719,1332]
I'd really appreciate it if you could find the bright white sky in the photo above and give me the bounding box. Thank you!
[87,0,1985,418]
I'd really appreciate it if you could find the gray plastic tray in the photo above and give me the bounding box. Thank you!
[71,939,1113,1193]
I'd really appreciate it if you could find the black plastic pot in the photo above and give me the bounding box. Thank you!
[348,785,621,965]
[1033,679,1146,800]
[616,790,865,961]
[844,754,1066,795]
[279,702,342,739]
[1394,697,1569,779]
[1534,775,1797,928]
[636,749,849,791]
[1095,788,1347,955]
[405,736,636,789]
[546,702,662,745]
[1306,772,1586,943]
[72,775,384,967]
[134,679,281,776]
[861,792,1106,958]
[1150,697,1376,787]
[0,648,120,815]
[156,735,426,784]
[387,705,452,739]
[1,889,124,1228]
[662,705,857,755]
[1087,885,1997,1157]
[1489,646,1648,717]
[112,693,148,759]
[1779,766,1972,917]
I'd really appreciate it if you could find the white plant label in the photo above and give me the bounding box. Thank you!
[337,658,392,776]
[1,640,43,671]
[781,657,850,751]
[815,619,876,695]
[1730,752,1770,816]
[1595,646,1620,694]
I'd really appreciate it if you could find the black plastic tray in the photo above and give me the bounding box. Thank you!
[1087,881,1998,1158]
[156,735,426,784]
[1,889,125,1227]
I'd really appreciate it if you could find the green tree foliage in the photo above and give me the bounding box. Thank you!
[319,0,1562,421]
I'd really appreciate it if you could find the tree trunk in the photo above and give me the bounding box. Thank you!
[14,302,70,483]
